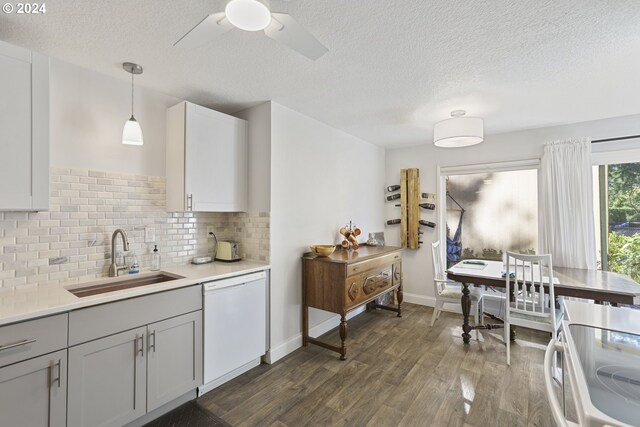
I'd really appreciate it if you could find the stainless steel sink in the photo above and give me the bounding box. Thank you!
[66,272,184,298]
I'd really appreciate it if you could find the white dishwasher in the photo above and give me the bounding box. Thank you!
[200,270,267,395]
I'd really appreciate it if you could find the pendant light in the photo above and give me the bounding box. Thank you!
[122,62,144,146]
[433,110,484,148]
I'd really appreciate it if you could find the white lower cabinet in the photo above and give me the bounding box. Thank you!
[147,311,203,412]
[67,311,203,427]
[0,349,67,427]
[67,327,147,427]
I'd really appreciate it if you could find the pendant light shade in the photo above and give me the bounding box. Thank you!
[123,116,144,146]
[225,0,271,31]
[122,62,144,146]
[433,110,483,148]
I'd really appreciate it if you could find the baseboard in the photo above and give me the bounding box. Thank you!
[405,292,464,313]
[198,358,261,396]
[404,292,435,307]
[309,306,365,338]
[264,333,302,364]
[405,291,507,317]
[125,390,196,427]
[265,307,366,364]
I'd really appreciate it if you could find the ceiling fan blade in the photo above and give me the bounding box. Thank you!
[264,13,328,60]
[174,12,233,48]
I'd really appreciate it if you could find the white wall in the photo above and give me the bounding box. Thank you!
[50,59,180,176]
[385,114,640,306]
[235,102,271,213]
[268,102,385,361]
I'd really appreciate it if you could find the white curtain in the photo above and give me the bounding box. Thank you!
[540,138,597,270]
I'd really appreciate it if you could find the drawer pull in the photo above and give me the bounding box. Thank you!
[0,338,37,352]
[136,335,144,357]
[363,272,392,295]
[348,283,358,301]
[51,359,62,388]
[149,330,156,353]
[353,267,359,272]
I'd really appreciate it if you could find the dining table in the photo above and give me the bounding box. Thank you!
[447,259,640,344]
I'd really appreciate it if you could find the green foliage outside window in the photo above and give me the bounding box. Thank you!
[607,163,640,282]
[608,231,640,282]
[608,163,640,223]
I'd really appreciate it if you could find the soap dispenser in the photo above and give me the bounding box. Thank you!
[151,245,161,271]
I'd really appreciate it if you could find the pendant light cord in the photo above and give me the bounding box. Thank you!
[131,72,134,117]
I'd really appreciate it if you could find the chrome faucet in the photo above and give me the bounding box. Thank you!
[109,229,130,277]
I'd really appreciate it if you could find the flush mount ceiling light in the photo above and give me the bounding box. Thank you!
[433,110,484,148]
[225,0,271,31]
[122,62,144,146]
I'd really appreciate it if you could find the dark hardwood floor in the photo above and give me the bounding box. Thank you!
[156,303,561,426]
[145,401,231,427]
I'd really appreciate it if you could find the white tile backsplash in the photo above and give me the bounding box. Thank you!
[0,168,269,289]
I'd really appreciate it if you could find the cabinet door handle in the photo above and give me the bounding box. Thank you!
[136,335,144,357]
[149,330,156,353]
[0,338,37,351]
[51,359,62,389]
[186,194,193,211]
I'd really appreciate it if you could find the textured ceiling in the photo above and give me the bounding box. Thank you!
[1,0,640,147]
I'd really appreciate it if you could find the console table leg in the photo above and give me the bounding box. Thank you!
[302,305,308,347]
[396,284,403,318]
[461,282,472,344]
[339,314,348,360]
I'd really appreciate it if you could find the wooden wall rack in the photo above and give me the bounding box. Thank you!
[400,168,420,249]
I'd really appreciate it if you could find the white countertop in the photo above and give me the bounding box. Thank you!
[563,299,640,336]
[0,260,270,327]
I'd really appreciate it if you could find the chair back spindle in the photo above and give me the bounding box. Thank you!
[504,251,559,366]
[505,252,556,322]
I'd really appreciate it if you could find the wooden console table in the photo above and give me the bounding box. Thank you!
[302,246,403,360]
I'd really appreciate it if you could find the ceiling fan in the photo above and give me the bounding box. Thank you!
[174,0,328,60]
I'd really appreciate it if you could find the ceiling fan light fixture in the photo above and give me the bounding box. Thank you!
[225,0,272,32]
[433,110,484,148]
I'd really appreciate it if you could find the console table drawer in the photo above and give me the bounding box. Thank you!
[346,251,401,277]
[345,266,393,309]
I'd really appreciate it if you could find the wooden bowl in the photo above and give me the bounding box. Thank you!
[310,245,336,257]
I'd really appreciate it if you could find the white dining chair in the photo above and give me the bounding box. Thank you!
[431,241,484,338]
[504,252,563,366]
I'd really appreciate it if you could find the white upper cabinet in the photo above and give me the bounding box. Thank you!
[166,101,248,212]
[0,41,49,211]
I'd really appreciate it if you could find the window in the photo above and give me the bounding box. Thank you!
[593,162,640,282]
[439,163,539,267]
